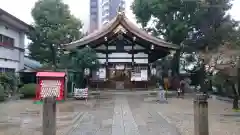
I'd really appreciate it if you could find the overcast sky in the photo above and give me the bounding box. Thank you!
[1,0,240,31]
[0,0,137,32]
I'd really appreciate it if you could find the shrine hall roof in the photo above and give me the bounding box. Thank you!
[65,12,179,50]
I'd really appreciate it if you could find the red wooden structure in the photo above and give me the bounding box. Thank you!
[35,72,66,101]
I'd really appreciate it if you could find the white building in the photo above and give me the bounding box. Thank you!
[0,8,30,72]
[101,0,126,25]
[89,0,126,33]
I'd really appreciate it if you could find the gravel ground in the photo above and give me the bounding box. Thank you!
[0,99,97,135]
[151,98,240,135]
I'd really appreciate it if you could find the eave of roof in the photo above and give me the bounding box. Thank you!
[0,8,32,32]
[65,12,179,50]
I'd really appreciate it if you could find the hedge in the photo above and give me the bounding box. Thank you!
[0,84,5,101]
[20,83,36,98]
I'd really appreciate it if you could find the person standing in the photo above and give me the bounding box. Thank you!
[172,75,181,98]
[180,79,185,98]
[162,76,169,100]
[163,77,169,90]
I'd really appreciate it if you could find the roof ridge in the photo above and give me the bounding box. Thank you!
[65,13,179,50]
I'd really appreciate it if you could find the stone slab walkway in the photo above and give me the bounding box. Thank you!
[69,94,180,135]
[112,96,140,135]
[67,97,114,135]
[128,95,180,135]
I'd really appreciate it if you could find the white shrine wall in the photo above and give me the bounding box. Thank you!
[97,52,148,64]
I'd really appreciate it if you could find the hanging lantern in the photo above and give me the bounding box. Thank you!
[84,68,90,76]
[133,36,136,41]
[104,37,108,41]
[151,44,154,50]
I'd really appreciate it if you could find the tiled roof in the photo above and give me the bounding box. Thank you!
[24,57,42,70]
[65,11,179,50]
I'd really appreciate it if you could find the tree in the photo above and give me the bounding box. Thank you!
[60,47,100,87]
[0,72,21,98]
[186,0,238,50]
[132,0,199,75]
[28,0,83,69]
[203,42,240,109]
[154,56,172,77]
[132,0,237,76]
[60,47,100,71]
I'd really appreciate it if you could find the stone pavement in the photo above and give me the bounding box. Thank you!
[68,94,180,135]
[67,96,115,135]
[112,96,140,135]
[1,92,240,135]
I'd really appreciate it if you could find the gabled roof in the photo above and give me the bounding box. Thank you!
[65,11,179,50]
[0,8,31,32]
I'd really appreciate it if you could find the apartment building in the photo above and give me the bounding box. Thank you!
[0,8,30,72]
[89,0,99,33]
[101,0,126,25]
[89,0,126,32]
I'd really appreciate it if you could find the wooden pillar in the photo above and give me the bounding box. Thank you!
[234,56,240,109]
[194,93,209,135]
[43,97,56,135]
[64,69,68,100]
[131,43,134,90]
[147,64,151,89]
[131,43,134,64]
[106,44,109,89]
[106,44,109,64]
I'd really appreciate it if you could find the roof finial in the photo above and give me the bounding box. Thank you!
[117,0,125,15]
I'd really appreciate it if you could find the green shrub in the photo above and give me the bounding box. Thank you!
[0,84,5,101]
[20,83,36,98]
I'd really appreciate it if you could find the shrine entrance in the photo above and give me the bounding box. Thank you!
[108,64,131,89]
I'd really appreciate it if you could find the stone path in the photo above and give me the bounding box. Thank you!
[128,95,180,135]
[112,96,140,135]
[68,95,180,135]
[68,97,114,135]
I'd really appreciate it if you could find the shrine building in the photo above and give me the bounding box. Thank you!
[64,11,179,90]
